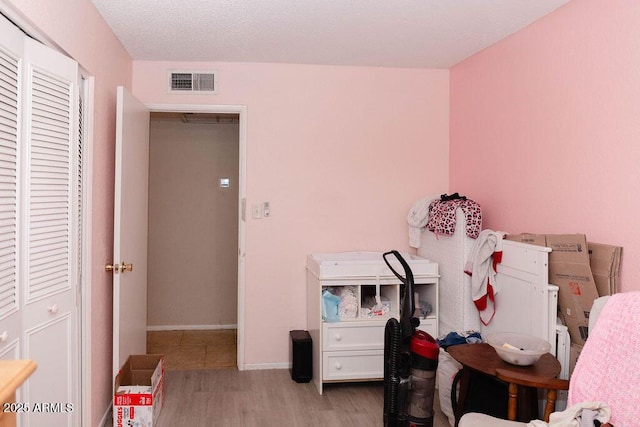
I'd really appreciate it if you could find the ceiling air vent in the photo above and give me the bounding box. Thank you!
[168,70,217,94]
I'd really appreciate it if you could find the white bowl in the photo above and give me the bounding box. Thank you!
[486,332,551,366]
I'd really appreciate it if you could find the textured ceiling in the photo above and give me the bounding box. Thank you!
[90,0,569,69]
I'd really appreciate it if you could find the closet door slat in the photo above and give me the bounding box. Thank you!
[26,67,73,301]
[0,47,18,319]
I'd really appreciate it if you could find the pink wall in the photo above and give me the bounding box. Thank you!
[4,0,132,424]
[17,0,626,420]
[133,61,450,365]
[450,1,640,292]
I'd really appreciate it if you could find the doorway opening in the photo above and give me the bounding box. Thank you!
[145,105,247,370]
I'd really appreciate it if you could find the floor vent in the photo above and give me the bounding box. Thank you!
[168,70,217,94]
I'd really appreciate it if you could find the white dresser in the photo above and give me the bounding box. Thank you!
[306,252,439,394]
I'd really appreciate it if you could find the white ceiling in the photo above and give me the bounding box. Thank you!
[90,0,569,69]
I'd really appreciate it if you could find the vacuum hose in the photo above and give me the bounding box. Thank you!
[383,251,416,342]
[383,317,402,427]
[383,250,438,427]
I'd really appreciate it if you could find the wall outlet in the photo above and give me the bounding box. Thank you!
[263,202,270,217]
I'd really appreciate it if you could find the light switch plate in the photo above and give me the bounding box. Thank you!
[252,203,262,219]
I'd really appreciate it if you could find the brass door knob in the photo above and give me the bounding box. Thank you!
[105,262,133,273]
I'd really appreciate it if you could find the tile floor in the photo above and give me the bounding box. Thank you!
[147,329,237,370]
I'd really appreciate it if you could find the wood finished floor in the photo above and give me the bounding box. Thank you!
[139,330,451,426]
[155,369,450,427]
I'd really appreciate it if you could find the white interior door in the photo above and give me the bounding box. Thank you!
[112,86,150,377]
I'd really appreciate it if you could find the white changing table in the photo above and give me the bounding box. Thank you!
[306,251,439,394]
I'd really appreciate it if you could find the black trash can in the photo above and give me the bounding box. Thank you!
[289,330,312,383]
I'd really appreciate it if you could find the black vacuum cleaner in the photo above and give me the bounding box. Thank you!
[383,250,439,427]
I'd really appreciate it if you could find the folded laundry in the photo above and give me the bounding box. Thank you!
[415,299,433,319]
[361,295,391,318]
[322,288,340,322]
[338,286,358,318]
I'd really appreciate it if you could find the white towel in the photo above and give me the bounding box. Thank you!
[464,229,505,325]
[407,197,436,248]
[527,401,611,427]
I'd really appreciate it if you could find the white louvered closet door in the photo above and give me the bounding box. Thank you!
[0,14,80,427]
[0,11,23,362]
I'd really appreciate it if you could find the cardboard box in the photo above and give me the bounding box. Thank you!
[506,234,599,345]
[114,355,165,427]
[588,242,622,296]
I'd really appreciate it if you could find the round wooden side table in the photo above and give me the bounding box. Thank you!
[447,343,561,426]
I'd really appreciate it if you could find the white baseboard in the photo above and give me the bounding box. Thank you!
[243,362,290,370]
[147,324,237,331]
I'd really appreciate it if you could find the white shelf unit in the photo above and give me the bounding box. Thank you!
[306,252,439,394]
